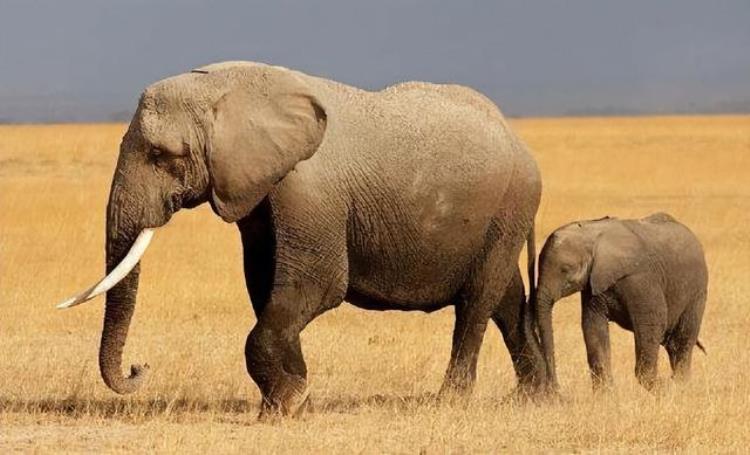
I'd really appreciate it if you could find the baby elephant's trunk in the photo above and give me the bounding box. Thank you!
[534,293,558,389]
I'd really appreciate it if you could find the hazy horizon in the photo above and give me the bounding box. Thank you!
[1,0,749,122]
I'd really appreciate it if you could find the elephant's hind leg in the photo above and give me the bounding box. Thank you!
[440,227,524,399]
[665,336,694,383]
[491,267,546,393]
[615,276,667,391]
[441,294,493,398]
[665,296,706,382]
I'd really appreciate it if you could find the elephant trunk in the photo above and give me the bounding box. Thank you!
[535,291,558,389]
[99,185,150,394]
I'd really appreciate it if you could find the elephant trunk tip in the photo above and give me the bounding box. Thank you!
[101,361,150,395]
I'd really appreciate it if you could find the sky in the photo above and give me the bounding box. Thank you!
[1,0,749,121]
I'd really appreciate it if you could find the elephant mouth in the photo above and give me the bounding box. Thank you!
[181,198,202,209]
[170,188,208,211]
[167,192,183,214]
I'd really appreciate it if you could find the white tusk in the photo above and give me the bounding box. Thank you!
[57,229,155,309]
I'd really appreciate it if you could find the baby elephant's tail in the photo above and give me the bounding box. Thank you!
[696,339,707,355]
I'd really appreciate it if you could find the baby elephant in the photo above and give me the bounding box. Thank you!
[533,213,707,391]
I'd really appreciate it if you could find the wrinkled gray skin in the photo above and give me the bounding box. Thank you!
[101,61,546,416]
[534,213,708,391]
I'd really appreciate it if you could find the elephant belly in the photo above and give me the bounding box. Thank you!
[601,293,634,332]
[345,288,453,312]
[345,251,475,310]
[345,199,497,309]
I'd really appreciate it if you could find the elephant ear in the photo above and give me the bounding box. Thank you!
[589,222,644,295]
[207,73,327,222]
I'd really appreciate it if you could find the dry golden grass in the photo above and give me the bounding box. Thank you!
[1,116,748,452]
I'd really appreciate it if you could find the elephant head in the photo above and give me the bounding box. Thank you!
[533,217,640,387]
[58,63,327,394]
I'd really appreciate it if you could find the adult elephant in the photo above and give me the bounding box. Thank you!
[60,61,546,416]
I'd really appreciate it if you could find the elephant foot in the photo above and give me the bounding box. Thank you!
[501,386,533,405]
[639,377,667,395]
[258,376,309,422]
[437,381,473,406]
[591,379,615,395]
[503,381,562,405]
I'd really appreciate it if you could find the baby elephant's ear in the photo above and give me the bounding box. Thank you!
[590,223,643,295]
[207,77,327,223]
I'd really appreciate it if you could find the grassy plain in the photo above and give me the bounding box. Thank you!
[0,116,748,452]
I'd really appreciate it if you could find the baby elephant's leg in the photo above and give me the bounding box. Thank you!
[665,298,705,382]
[633,327,663,391]
[616,277,668,391]
[665,336,694,382]
[581,303,613,390]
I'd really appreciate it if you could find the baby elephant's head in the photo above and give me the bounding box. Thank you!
[537,225,594,302]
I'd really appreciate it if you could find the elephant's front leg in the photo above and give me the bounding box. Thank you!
[581,302,613,391]
[244,237,348,418]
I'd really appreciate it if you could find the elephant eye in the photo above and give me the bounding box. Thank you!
[151,147,164,159]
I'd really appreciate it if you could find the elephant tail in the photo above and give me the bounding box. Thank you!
[524,224,541,345]
[523,223,547,388]
[526,224,536,303]
[696,339,707,355]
